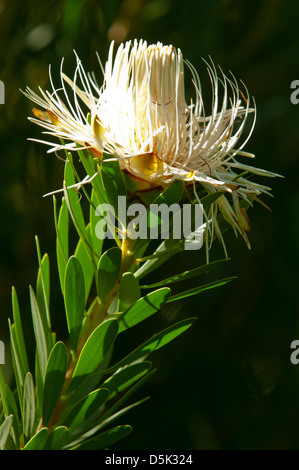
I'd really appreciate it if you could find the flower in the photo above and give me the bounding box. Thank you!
[23,39,278,251]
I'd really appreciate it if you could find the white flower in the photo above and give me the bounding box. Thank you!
[23,39,278,251]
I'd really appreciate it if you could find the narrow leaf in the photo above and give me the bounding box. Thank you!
[70,319,119,391]
[141,258,230,288]
[44,426,70,450]
[102,362,152,399]
[23,372,35,441]
[97,247,122,304]
[23,428,48,450]
[118,288,170,333]
[63,388,109,433]
[11,286,29,373]
[107,318,196,372]
[75,226,95,304]
[0,415,13,450]
[64,256,85,352]
[118,273,140,312]
[43,342,68,426]
[54,196,69,295]
[167,277,236,302]
[71,425,132,450]
[8,321,25,415]
[29,286,48,379]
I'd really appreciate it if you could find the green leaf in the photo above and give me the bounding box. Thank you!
[102,362,152,399]
[23,372,35,442]
[44,426,70,450]
[69,319,119,391]
[36,253,51,336]
[3,384,20,448]
[96,369,156,431]
[74,226,95,304]
[70,425,132,450]
[0,415,14,450]
[29,286,49,379]
[118,273,141,312]
[118,287,170,333]
[34,352,44,418]
[0,368,10,417]
[134,238,184,280]
[63,161,93,255]
[90,188,104,259]
[97,247,122,304]
[101,158,127,219]
[11,286,29,374]
[76,147,108,204]
[95,397,150,434]
[23,427,48,450]
[167,277,236,303]
[54,196,69,295]
[8,321,25,416]
[63,388,109,433]
[43,342,68,426]
[107,318,196,372]
[201,191,225,211]
[64,256,85,352]
[141,258,230,288]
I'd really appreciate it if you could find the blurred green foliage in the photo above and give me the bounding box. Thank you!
[0,0,299,449]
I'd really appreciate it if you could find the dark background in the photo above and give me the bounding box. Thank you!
[0,0,299,450]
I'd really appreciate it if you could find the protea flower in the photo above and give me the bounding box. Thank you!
[23,39,278,251]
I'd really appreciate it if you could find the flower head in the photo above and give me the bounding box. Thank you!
[23,39,278,251]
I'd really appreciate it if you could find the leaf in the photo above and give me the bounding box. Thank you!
[94,397,150,434]
[62,388,109,433]
[201,191,225,211]
[36,253,51,336]
[118,273,141,312]
[107,318,196,372]
[69,319,119,391]
[29,286,49,379]
[167,277,236,303]
[101,158,127,219]
[74,226,95,304]
[0,367,9,416]
[97,247,122,304]
[23,372,35,442]
[35,238,52,345]
[102,362,152,399]
[90,188,104,259]
[34,352,44,419]
[141,258,230,288]
[35,239,53,355]
[64,256,85,352]
[54,196,69,295]
[76,147,108,204]
[134,238,185,280]
[23,428,48,450]
[96,369,156,431]
[118,288,170,333]
[0,415,14,450]
[11,286,29,374]
[63,161,93,255]
[70,425,132,450]
[44,426,70,450]
[8,321,26,416]
[3,384,20,448]
[42,342,68,426]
